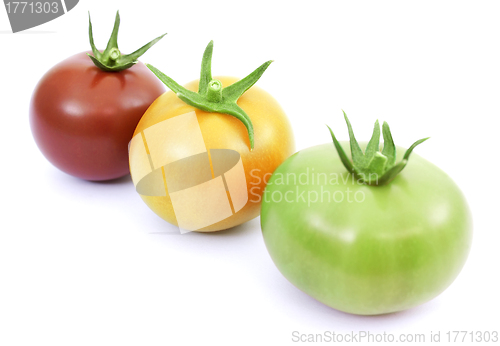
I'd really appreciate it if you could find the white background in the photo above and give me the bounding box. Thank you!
[1,1,499,345]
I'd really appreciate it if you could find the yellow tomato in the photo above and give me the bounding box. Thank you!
[130,76,295,232]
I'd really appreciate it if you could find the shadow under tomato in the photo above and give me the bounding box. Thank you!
[89,174,132,185]
[45,165,134,198]
[190,219,257,237]
[147,215,257,237]
[267,270,441,328]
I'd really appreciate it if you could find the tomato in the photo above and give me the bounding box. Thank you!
[30,53,165,180]
[129,41,295,232]
[30,12,166,181]
[130,76,294,232]
[261,116,472,315]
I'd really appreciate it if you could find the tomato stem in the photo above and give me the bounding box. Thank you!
[87,11,167,72]
[206,79,223,102]
[328,111,429,186]
[109,48,121,62]
[146,41,272,151]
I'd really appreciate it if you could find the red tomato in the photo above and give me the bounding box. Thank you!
[30,52,165,181]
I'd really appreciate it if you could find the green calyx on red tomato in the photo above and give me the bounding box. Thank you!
[261,112,472,315]
[87,11,167,72]
[328,111,429,186]
[146,41,273,150]
[30,12,166,181]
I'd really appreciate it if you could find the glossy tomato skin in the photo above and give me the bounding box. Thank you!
[261,142,472,315]
[130,77,295,232]
[30,52,165,181]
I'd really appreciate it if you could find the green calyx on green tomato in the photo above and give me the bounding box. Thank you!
[261,112,472,315]
[328,111,429,186]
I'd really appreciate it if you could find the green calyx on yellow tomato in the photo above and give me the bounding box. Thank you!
[87,11,167,72]
[328,111,429,186]
[146,41,273,150]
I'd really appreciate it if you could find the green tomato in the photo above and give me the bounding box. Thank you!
[261,142,472,315]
